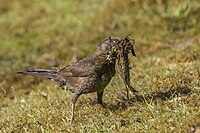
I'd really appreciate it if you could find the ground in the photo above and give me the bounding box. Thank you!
[0,0,200,132]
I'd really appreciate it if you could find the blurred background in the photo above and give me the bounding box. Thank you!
[0,0,200,132]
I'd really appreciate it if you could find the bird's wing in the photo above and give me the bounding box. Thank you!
[58,53,107,77]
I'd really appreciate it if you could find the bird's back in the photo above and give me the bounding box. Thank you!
[54,52,116,94]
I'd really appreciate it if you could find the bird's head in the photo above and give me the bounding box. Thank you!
[96,36,136,56]
[95,37,120,52]
[95,36,136,63]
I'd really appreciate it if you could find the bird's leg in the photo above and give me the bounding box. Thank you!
[97,91,104,105]
[125,85,130,100]
[97,91,112,114]
[70,92,81,123]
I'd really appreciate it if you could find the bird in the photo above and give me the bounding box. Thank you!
[17,37,120,122]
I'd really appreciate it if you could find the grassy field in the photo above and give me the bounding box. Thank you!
[0,0,200,132]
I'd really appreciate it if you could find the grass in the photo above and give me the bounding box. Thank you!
[0,0,200,132]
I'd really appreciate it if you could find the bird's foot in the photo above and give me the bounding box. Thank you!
[67,116,74,123]
[133,91,138,96]
[129,86,138,96]
[101,103,113,115]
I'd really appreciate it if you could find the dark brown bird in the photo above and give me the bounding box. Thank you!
[17,37,120,122]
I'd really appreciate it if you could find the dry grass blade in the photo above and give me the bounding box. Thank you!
[114,36,137,99]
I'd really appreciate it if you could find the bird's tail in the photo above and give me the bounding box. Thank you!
[17,68,57,79]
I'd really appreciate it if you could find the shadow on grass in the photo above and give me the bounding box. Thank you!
[109,86,192,112]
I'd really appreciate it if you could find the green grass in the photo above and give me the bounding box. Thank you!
[0,0,200,132]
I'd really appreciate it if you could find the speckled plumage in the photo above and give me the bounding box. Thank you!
[18,37,119,122]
